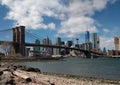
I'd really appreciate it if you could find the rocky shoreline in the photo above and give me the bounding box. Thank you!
[0,62,120,85]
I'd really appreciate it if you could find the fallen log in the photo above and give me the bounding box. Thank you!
[13,70,53,85]
[13,70,32,82]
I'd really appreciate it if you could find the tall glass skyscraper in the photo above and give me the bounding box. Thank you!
[56,37,61,45]
[92,33,100,49]
[85,30,90,43]
[34,39,40,53]
[42,36,52,55]
[53,37,61,55]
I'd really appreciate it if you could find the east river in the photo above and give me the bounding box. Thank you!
[16,57,120,80]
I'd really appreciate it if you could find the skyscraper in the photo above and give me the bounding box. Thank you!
[53,37,61,55]
[42,36,53,55]
[85,30,90,43]
[34,39,40,53]
[92,33,100,49]
[56,37,61,45]
[114,36,120,50]
[66,40,73,47]
[75,38,79,48]
[76,38,79,44]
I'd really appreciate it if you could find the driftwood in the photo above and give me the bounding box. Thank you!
[13,70,53,85]
[13,70,32,82]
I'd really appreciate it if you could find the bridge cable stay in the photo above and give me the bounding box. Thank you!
[0,29,12,32]
[25,30,41,43]
[25,30,41,40]
[0,29,13,41]
[26,30,41,39]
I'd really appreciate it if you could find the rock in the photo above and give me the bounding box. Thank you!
[47,80,55,85]
[50,83,55,85]
[16,65,24,68]
[26,67,41,72]
[5,76,16,85]
[13,66,17,70]
[0,71,3,76]
[14,65,41,73]
[8,66,18,72]
[0,71,15,85]
[26,78,32,82]
[15,65,25,70]
[0,68,10,72]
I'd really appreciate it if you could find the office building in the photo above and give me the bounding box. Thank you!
[53,37,61,55]
[56,37,61,45]
[75,38,79,48]
[66,40,73,47]
[85,30,90,43]
[25,48,30,57]
[61,41,65,45]
[80,42,92,50]
[92,33,100,50]
[114,36,120,50]
[34,39,40,53]
[42,36,53,55]
[29,47,34,57]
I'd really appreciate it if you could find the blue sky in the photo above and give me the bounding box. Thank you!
[0,0,120,50]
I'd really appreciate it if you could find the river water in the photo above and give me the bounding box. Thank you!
[17,57,120,80]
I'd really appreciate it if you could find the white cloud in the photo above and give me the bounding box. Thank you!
[0,0,116,49]
[0,0,115,29]
[48,23,56,30]
[0,0,65,29]
[58,0,116,38]
[103,28,110,33]
[100,37,114,50]
[58,16,97,38]
[0,0,115,30]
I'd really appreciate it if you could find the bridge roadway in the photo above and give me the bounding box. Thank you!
[0,41,103,55]
[25,43,103,55]
[0,41,18,45]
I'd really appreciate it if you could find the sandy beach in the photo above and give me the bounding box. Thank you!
[15,70,120,85]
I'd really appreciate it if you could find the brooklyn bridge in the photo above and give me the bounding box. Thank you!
[0,26,103,58]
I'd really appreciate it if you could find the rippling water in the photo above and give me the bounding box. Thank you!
[17,57,120,80]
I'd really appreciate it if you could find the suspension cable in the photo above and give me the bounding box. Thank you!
[25,30,41,40]
[0,29,12,32]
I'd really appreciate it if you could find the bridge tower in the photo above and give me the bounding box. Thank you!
[13,26,25,56]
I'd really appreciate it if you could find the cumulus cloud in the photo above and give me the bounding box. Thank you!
[59,16,97,38]
[0,0,117,50]
[0,0,115,30]
[100,36,114,50]
[0,0,66,29]
[103,28,110,33]
[58,0,116,38]
[0,0,116,43]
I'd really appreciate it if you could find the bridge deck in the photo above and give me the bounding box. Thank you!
[25,43,103,55]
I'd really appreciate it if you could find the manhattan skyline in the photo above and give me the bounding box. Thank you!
[0,0,120,50]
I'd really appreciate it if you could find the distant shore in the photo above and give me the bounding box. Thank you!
[0,57,63,62]
[1,56,120,62]
[0,62,120,85]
